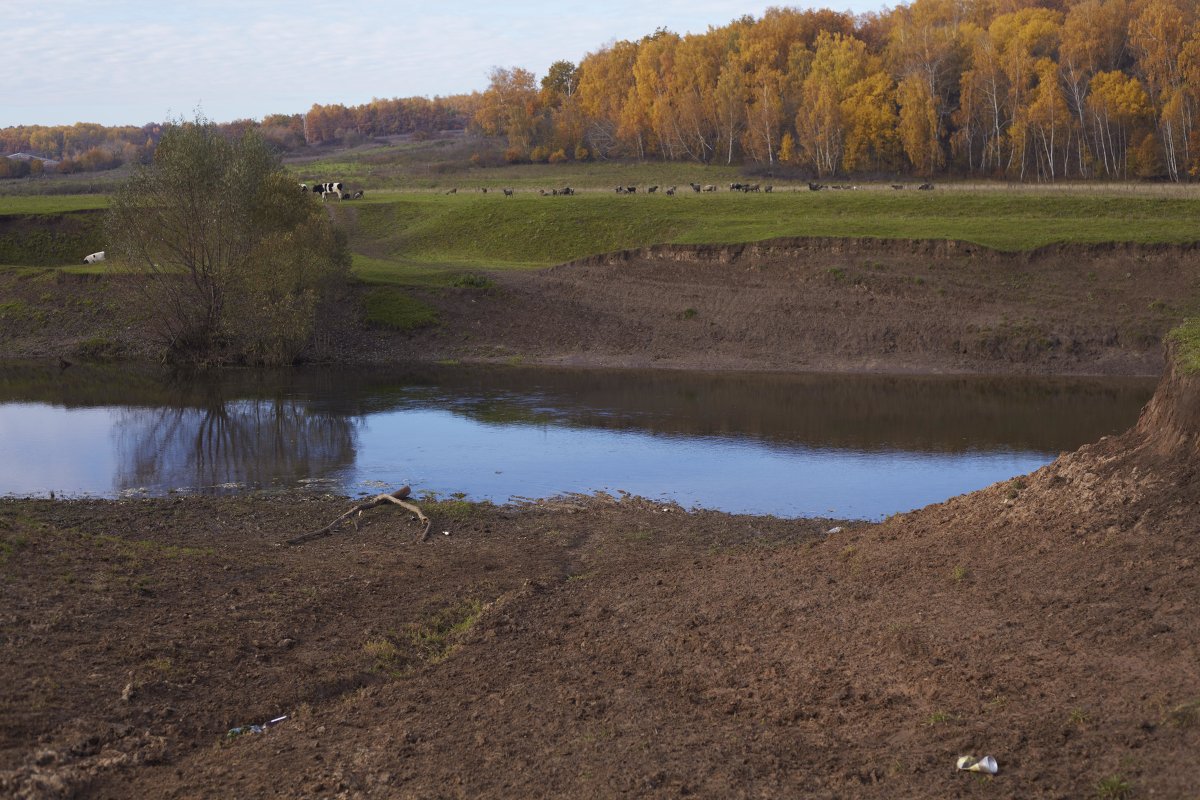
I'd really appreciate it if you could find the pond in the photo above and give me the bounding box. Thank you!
[0,361,1154,520]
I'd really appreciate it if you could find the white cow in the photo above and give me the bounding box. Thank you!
[82,251,106,264]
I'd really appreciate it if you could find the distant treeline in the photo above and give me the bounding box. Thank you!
[0,95,476,178]
[474,0,1200,181]
[5,0,1198,182]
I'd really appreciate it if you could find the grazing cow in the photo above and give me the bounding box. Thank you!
[82,251,105,264]
[764,185,773,193]
[808,182,824,191]
[665,187,675,196]
[502,188,514,196]
[446,187,457,194]
[313,181,344,200]
[647,185,658,193]
[689,182,702,193]
[299,183,308,192]
[703,184,717,192]
[560,187,574,196]
[615,186,625,194]
[341,192,351,200]
[918,182,934,191]
[891,184,905,190]
[352,190,364,199]
[626,186,636,194]
[480,188,488,193]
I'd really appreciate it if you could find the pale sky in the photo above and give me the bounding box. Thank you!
[4,0,886,128]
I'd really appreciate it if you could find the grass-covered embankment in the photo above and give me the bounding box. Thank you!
[0,210,105,268]
[334,189,1200,285]
[4,188,1200,280]
[1168,318,1200,375]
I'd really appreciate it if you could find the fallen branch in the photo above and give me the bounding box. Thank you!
[285,486,432,546]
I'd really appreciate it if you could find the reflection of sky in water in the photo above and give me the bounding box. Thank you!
[351,409,1047,520]
[0,405,121,496]
[0,380,1098,519]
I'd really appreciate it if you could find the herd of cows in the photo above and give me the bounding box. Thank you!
[435,182,935,196]
[82,179,937,263]
[299,180,937,199]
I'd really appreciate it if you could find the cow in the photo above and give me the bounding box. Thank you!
[690,182,702,193]
[82,251,105,264]
[703,184,717,192]
[808,183,824,191]
[647,185,658,193]
[560,187,574,196]
[445,187,457,194]
[891,184,905,190]
[502,188,514,196]
[313,181,344,200]
[299,183,308,192]
[918,183,935,191]
[665,186,676,195]
[352,190,364,199]
[764,185,773,193]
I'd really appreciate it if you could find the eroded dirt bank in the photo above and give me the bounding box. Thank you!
[2,238,1196,375]
[389,239,1200,375]
[2,349,1199,798]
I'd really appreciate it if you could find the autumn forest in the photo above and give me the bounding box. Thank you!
[3,0,1199,182]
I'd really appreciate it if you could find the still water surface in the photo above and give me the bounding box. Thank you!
[0,362,1154,519]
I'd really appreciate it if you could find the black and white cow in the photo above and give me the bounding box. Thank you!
[82,251,106,264]
[312,181,344,200]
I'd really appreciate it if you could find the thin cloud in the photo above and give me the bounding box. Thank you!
[3,0,885,127]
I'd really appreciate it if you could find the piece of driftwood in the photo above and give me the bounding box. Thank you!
[285,486,432,546]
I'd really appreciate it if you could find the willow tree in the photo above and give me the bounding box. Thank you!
[106,119,349,366]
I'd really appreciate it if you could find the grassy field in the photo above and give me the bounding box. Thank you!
[4,158,1200,285]
[0,195,108,214]
[331,189,1200,285]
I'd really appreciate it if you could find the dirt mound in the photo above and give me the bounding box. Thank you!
[1131,344,1200,460]
[387,238,1200,376]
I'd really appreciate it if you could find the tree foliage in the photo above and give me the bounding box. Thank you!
[467,0,1200,181]
[106,120,350,366]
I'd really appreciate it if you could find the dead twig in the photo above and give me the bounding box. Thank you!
[285,486,432,546]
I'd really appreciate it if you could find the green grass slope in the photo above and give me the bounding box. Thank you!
[334,190,1200,285]
[2,186,1199,283]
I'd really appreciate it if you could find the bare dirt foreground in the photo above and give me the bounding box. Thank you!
[1,349,1199,798]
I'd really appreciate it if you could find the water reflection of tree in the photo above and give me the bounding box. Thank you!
[113,394,359,493]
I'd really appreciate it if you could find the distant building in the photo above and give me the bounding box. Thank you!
[5,152,59,167]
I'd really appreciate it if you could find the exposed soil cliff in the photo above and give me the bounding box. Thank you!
[388,238,1200,376]
[2,238,1197,375]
